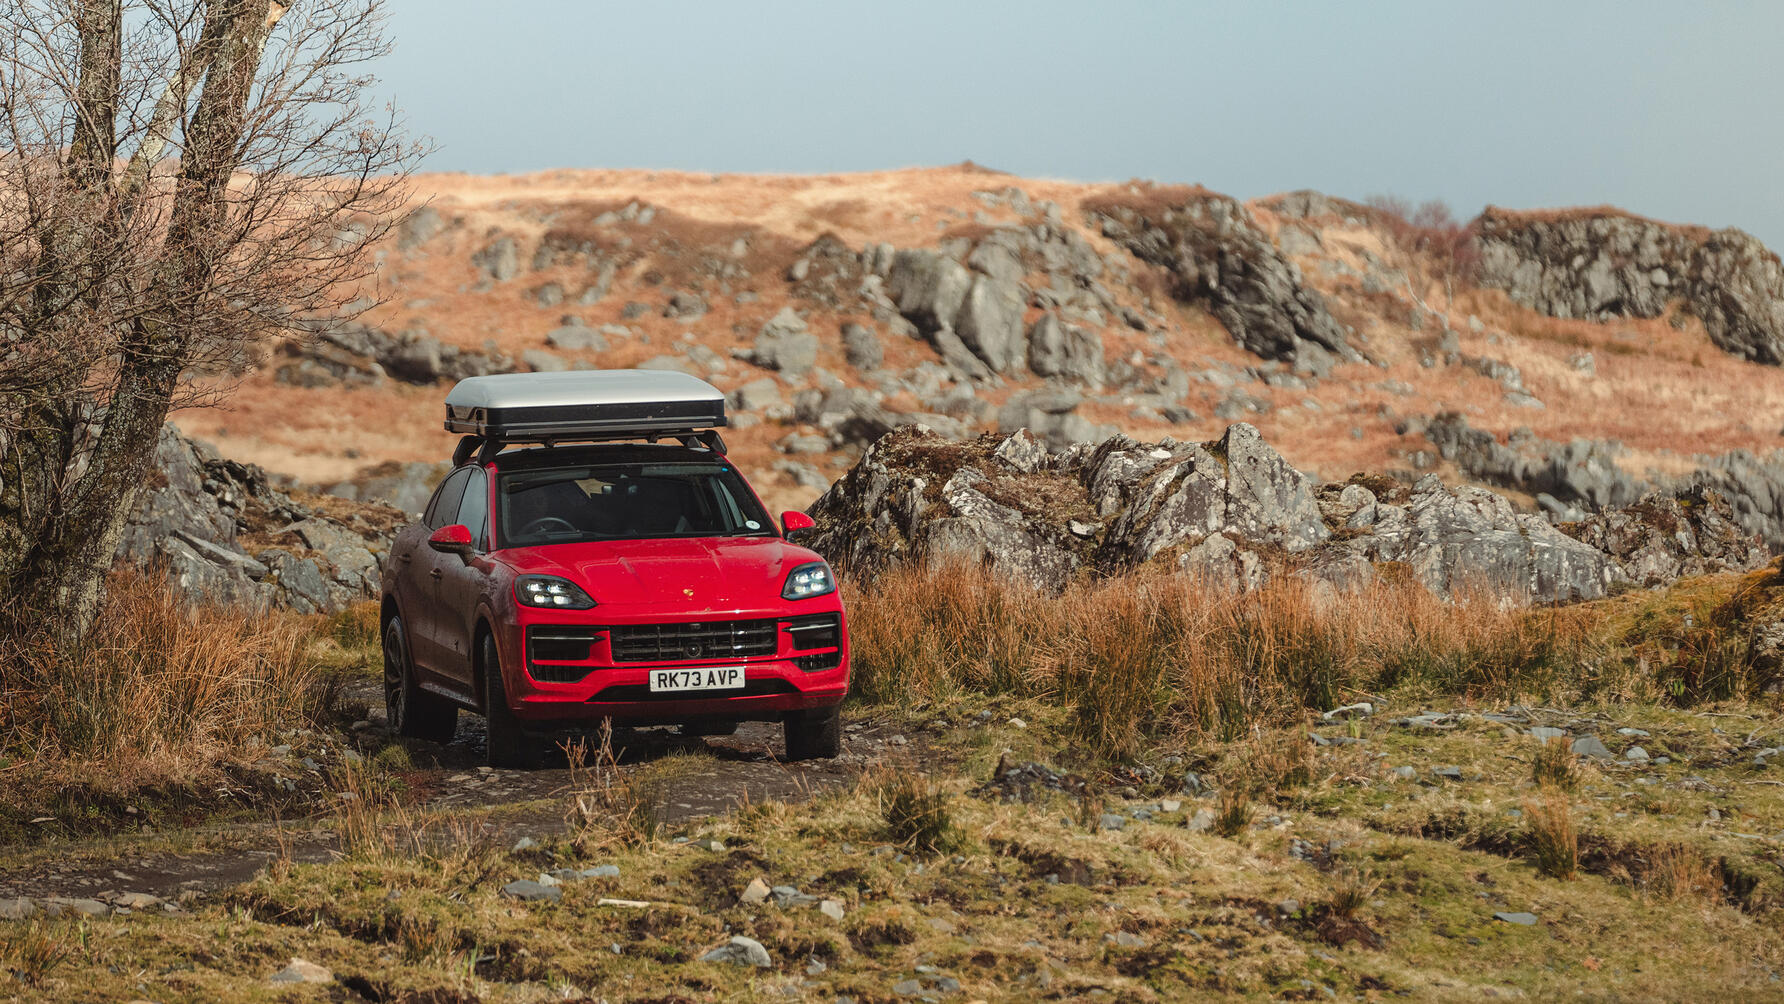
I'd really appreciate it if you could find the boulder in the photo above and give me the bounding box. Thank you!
[744,308,819,377]
[842,322,884,371]
[120,425,405,613]
[1026,314,1106,387]
[953,274,1027,373]
[885,249,973,335]
[472,237,521,282]
[395,206,446,250]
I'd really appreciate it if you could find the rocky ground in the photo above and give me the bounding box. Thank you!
[162,166,1784,548]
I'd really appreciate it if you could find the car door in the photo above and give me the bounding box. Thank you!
[408,467,471,679]
[433,466,492,689]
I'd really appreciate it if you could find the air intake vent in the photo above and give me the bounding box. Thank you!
[526,626,604,682]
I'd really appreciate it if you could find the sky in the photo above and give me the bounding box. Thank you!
[370,1,1784,247]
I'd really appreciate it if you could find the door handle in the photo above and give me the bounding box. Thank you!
[429,568,443,579]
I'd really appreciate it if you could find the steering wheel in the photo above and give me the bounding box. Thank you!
[519,516,578,537]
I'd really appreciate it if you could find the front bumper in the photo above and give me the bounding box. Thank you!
[496,601,850,725]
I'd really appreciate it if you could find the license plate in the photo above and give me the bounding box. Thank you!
[648,666,745,693]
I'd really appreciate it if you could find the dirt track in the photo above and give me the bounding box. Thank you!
[0,681,923,907]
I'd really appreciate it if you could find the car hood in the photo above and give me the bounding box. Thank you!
[499,536,825,612]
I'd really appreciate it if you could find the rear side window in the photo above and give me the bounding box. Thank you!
[454,468,489,549]
[425,468,472,530]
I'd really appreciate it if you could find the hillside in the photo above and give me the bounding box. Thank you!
[166,165,1784,526]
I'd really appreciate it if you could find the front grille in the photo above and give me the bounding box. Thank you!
[526,626,604,683]
[607,618,778,663]
[588,679,797,703]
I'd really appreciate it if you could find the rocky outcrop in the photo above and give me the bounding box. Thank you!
[120,426,405,613]
[1424,413,1784,550]
[807,424,1633,604]
[1086,189,1355,375]
[275,324,516,387]
[1472,208,1784,364]
[1559,487,1768,587]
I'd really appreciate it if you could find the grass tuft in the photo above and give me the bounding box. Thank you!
[1531,737,1582,791]
[1525,787,1579,880]
[1212,789,1253,838]
[879,774,959,856]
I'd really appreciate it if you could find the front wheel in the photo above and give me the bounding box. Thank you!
[784,706,842,761]
[384,616,457,744]
[481,634,540,769]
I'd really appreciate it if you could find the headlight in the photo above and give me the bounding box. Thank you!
[515,575,596,610]
[781,561,835,600]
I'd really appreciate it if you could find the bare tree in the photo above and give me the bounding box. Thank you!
[0,0,421,644]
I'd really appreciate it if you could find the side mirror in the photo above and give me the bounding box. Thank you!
[781,510,815,538]
[428,524,474,557]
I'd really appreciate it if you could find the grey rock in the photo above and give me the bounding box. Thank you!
[1530,726,1568,741]
[702,935,771,967]
[1570,736,1612,759]
[546,323,609,353]
[886,249,974,336]
[1625,746,1650,762]
[1392,766,1417,780]
[953,274,1028,373]
[0,898,35,921]
[44,898,109,918]
[522,349,568,373]
[729,377,783,412]
[1027,314,1106,386]
[268,958,333,984]
[842,322,884,371]
[396,206,446,250]
[501,879,561,902]
[1100,813,1127,831]
[472,237,521,282]
[664,290,707,320]
[1493,911,1539,926]
[746,308,819,377]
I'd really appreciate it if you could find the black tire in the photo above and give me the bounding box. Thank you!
[383,616,457,744]
[481,634,539,769]
[784,706,842,761]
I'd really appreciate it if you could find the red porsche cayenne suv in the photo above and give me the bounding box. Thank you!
[379,371,849,767]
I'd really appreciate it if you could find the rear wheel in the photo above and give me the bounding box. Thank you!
[481,634,540,769]
[383,616,457,743]
[784,706,842,761]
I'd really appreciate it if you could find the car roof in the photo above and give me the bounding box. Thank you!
[481,442,734,473]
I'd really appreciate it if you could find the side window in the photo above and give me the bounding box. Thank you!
[425,469,472,531]
[454,468,489,550]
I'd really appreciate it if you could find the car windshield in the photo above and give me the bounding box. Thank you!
[496,461,775,546]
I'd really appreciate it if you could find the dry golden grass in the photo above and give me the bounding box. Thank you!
[0,571,329,809]
[1532,736,1583,791]
[1525,786,1580,880]
[845,564,1593,753]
